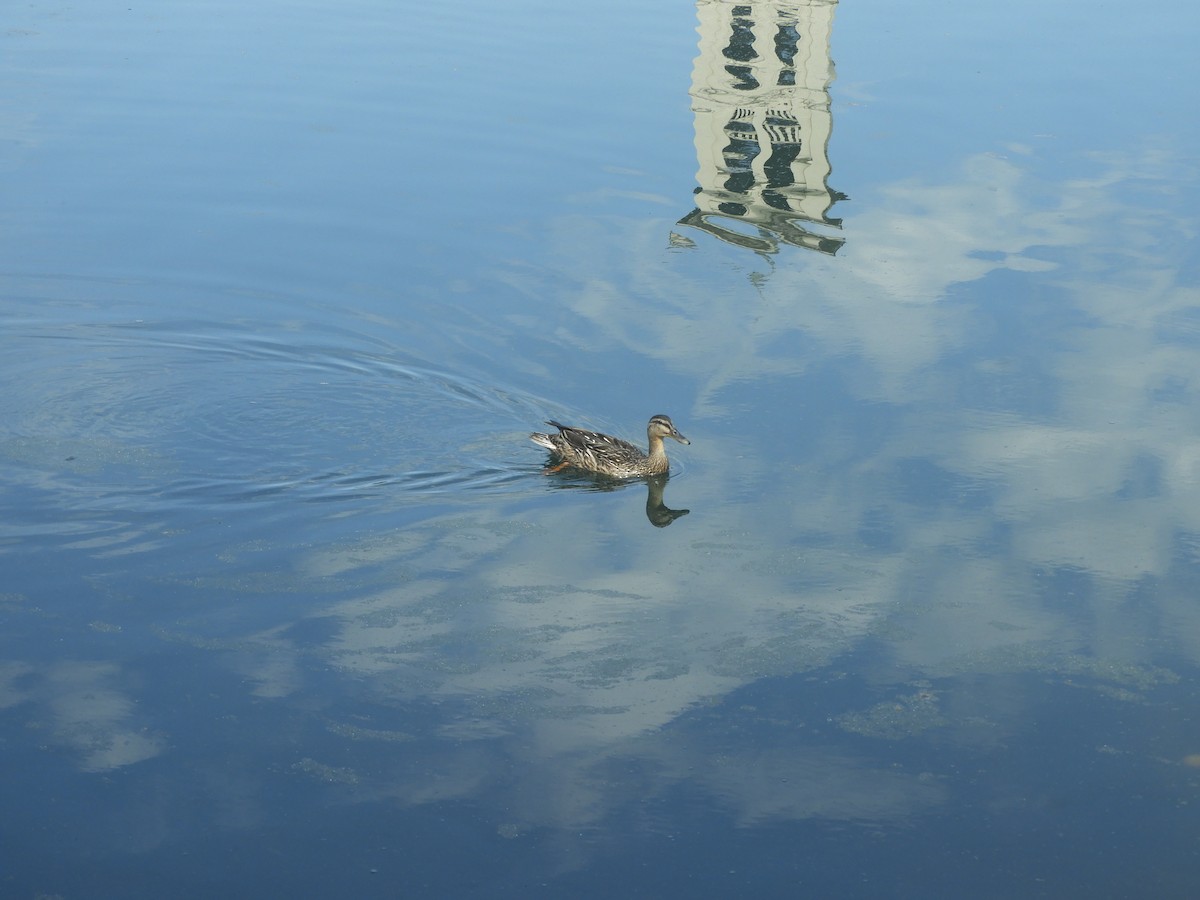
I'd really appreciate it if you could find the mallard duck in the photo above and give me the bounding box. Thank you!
[530,414,690,478]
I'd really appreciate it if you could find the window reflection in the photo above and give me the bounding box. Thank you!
[676,0,846,255]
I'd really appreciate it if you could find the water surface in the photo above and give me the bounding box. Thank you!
[3,1,1200,897]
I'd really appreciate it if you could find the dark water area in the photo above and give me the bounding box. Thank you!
[4,0,1200,897]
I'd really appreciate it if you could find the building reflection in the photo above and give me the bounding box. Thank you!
[675,0,845,255]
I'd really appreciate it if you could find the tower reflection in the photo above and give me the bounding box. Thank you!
[675,0,845,255]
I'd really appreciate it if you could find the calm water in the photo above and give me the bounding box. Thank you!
[3,0,1200,896]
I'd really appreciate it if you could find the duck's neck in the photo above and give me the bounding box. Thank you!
[647,434,666,459]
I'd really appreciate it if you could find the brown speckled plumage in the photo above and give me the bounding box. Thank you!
[530,414,690,478]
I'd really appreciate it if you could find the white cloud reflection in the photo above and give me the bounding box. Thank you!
[281,143,1199,831]
[119,143,1191,846]
[5,142,1196,852]
[37,661,164,772]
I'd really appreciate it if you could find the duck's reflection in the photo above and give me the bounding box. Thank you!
[539,469,691,528]
[644,473,690,527]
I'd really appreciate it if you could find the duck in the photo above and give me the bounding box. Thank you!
[530,414,690,478]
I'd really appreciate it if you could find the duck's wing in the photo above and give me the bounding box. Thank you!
[548,421,641,458]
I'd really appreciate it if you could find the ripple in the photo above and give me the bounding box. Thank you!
[2,279,563,521]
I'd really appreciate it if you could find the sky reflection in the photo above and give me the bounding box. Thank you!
[3,0,1200,894]
[5,100,1197,834]
[257,136,1200,835]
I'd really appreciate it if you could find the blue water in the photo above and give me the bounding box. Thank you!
[4,0,1200,896]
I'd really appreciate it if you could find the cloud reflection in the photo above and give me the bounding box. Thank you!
[5,138,1196,861]
[103,142,1194,851]
[33,661,164,772]
[307,142,1196,826]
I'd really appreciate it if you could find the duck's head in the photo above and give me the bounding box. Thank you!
[648,414,690,445]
